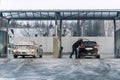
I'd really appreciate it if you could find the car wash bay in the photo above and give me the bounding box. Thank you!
[0,10,120,58]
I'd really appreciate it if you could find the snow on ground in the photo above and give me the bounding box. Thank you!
[0,54,120,80]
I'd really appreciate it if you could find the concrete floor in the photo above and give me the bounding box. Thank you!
[7,52,114,59]
[0,53,120,80]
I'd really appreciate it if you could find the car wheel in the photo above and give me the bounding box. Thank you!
[96,55,100,59]
[14,55,17,58]
[22,56,25,58]
[39,55,42,58]
[33,55,36,58]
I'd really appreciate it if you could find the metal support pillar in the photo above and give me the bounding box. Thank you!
[81,20,85,37]
[0,13,3,29]
[7,19,10,58]
[0,16,1,30]
[58,19,63,58]
[77,20,81,36]
[113,19,117,57]
[55,16,58,37]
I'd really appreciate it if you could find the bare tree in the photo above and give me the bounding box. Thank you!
[21,22,32,37]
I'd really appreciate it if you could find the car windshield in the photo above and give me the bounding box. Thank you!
[82,41,97,46]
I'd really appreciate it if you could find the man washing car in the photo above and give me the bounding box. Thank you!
[69,39,83,59]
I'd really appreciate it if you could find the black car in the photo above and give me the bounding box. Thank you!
[78,41,100,58]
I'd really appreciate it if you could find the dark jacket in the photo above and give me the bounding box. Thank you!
[73,40,82,48]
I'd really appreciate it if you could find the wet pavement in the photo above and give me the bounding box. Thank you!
[0,54,120,80]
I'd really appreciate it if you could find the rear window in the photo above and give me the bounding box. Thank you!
[82,41,97,46]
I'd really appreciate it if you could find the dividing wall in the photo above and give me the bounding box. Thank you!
[13,37,114,54]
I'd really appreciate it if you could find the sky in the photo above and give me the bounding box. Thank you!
[0,0,120,10]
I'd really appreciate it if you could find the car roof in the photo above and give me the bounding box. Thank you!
[82,41,97,45]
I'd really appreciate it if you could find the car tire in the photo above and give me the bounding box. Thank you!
[96,55,100,59]
[39,55,42,58]
[22,56,25,58]
[14,55,17,58]
[33,55,36,58]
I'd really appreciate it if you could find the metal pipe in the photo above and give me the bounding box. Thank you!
[58,19,62,58]
[113,19,117,57]
[55,12,58,37]
[6,19,10,58]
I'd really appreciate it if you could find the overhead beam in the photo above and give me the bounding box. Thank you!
[0,10,120,20]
